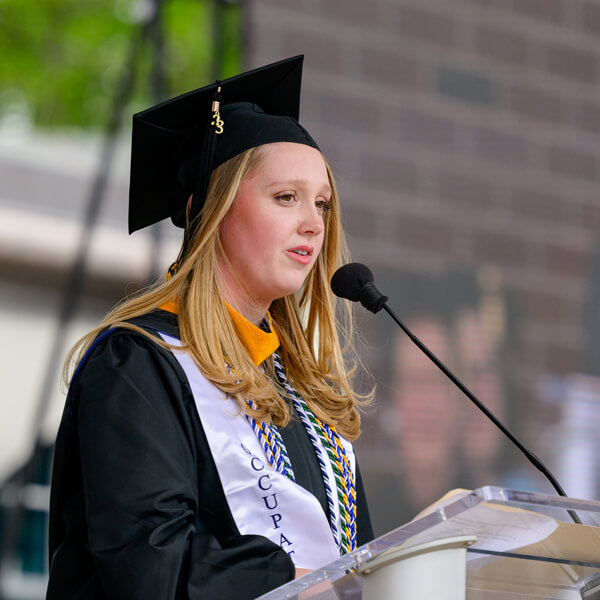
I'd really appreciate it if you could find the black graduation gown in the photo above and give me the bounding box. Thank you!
[47,310,373,600]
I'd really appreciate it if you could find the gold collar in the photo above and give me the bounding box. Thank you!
[225,303,280,366]
[159,301,280,366]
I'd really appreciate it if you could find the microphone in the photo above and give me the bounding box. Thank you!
[331,263,579,516]
[331,263,388,313]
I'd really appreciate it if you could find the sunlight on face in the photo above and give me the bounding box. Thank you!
[218,142,331,323]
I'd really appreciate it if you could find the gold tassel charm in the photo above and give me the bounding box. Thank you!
[211,85,224,134]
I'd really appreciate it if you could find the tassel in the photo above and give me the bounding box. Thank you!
[182,82,223,258]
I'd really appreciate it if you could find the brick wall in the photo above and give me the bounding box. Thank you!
[247,0,600,526]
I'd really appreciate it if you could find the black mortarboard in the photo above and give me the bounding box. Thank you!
[128,55,319,234]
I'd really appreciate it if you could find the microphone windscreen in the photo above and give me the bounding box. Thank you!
[330,263,374,301]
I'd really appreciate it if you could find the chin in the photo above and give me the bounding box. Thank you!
[270,280,307,300]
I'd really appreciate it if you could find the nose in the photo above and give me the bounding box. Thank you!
[298,199,324,237]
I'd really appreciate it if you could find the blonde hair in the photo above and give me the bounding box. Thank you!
[64,145,369,440]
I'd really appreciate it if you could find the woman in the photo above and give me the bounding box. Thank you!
[47,56,373,600]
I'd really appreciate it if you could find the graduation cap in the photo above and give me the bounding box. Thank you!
[128,55,319,234]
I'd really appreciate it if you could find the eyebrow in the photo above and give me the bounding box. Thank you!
[268,179,332,195]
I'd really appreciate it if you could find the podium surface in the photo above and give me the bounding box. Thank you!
[257,486,600,600]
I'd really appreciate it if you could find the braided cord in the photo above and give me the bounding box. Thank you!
[244,400,295,480]
[294,397,356,553]
[318,422,357,551]
[273,353,357,554]
[225,361,295,480]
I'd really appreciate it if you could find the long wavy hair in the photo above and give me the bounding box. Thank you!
[64,145,369,440]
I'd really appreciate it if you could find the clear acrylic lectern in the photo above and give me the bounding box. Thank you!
[256,486,600,600]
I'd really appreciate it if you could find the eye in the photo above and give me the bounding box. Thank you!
[275,192,297,205]
[315,199,332,215]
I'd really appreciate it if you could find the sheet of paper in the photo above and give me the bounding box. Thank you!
[407,490,558,559]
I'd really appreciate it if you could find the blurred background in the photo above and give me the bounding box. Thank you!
[1,0,599,597]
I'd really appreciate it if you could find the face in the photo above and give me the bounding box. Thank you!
[218,142,330,318]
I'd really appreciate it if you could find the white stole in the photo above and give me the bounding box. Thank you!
[160,333,341,569]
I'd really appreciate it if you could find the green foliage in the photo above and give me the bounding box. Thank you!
[0,0,243,130]
[217,1,244,80]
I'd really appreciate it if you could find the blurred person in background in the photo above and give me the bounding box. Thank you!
[46,56,373,600]
[452,267,510,491]
[363,268,514,532]
[390,275,459,519]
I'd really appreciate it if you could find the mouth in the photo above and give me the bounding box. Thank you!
[286,246,314,265]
